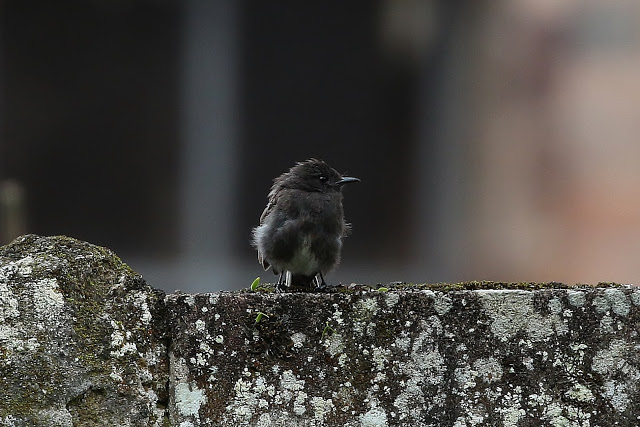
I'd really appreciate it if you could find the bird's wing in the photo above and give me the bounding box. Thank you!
[256,191,277,271]
[259,186,280,224]
[259,201,273,225]
[258,251,271,271]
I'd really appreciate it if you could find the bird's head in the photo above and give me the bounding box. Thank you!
[278,159,360,193]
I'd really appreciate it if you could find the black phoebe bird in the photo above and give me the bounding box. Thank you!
[252,159,359,291]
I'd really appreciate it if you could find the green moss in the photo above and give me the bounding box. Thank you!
[242,280,627,294]
[0,351,60,418]
[397,281,626,292]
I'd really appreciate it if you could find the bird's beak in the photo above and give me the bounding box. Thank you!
[335,176,360,186]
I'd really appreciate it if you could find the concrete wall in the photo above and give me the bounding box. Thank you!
[1,235,638,426]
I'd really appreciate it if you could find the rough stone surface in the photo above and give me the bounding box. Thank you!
[0,235,168,426]
[168,286,640,426]
[2,235,640,426]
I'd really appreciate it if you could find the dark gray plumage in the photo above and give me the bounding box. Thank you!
[252,159,359,291]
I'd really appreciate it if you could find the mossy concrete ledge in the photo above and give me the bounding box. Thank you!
[2,236,640,426]
[0,235,168,426]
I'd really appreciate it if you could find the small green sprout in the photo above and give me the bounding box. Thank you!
[377,287,389,292]
[321,321,336,339]
[250,277,261,291]
[255,311,269,324]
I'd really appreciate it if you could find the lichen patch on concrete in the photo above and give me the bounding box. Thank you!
[167,284,640,426]
[175,382,207,417]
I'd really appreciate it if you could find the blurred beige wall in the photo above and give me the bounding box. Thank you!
[469,0,640,283]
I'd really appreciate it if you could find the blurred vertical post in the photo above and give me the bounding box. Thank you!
[412,1,478,280]
[0,180,26,244]
[180,0,239,289]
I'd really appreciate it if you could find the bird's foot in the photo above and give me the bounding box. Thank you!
[314,273,338,292]
[316,282,338,292]
[274,272,286,293]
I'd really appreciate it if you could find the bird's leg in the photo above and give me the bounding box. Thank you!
[315,272,333,292]
[275,271,285,293]
[285,271,292,288]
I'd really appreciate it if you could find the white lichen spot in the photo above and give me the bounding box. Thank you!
[0,281,19,320]
[453,412,485,427]
[133,292,152,325]
[2,254,38,283]
[109,320,140,357]
[565,384,595,403]
[111,330,125,347]
[501,406,525,427]
[360,407,388,427]
[522,357,534,370]
[310,396,334,424]
[433,293,453,315]
[255,414,272,427]
[473,357,503,383]
[33,278,64,319]
[372,372,387,385]
[604,288,630,316]
[280,370,305,393]
[226,377,260,422]
[454,367,476,390]
[337,353,348,367]
[270,370,307,416]
[195,319,206,332]
[291,332,307,349]
[393,336,446,422]
[109,368,123,382]
[479,291,561,342]
[144,345,165,367]
[15,256,34,276]
[293,391,307,415]
[332,305,344,325]
[323,333,344,357]
[384,292,400,308]
[394,334,410,352]
[592,296,610,314]
[603,381,629,412]
[196,352,207,366]
[599,315,613,334]
[372,346,391,371]
[214,335,224,344]
[199,342,213,356]
[592,339,628,375]
[355,297,378,321]
[140,368,153,383]
[631,291,640,306]
[570,343,587,353]
[110,342,137,357]
[567,291,585,307]
[542,402,573,427]
[175,382,207,417]
[548,298,562,315]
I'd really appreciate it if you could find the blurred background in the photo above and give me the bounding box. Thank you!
[1,0,640,291]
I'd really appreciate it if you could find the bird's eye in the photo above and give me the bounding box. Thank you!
[319,175,327,182]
